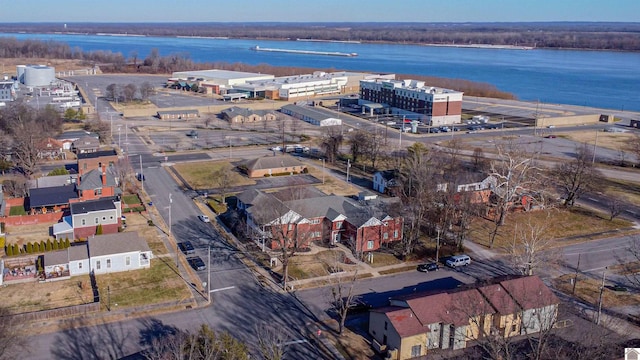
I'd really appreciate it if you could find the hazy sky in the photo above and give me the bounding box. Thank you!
[2,0,639,23]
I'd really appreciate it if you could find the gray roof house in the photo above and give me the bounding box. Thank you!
[87,233,152,274]
[221,106,277,123]
[280,104,342,126]
[72,136,101,154]
[28,185,78,210]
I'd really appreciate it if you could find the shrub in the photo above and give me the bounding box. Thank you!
[96,224,103,235]
[34,242,40,252]
[0,236,4,249]
[9,206,27,216]
[26,242,33,253]
[53,239,59,250]
[302,168,309,174]
[147,220,154,226]
[45,239,52,252]
[5,245,12,256]
[64,238,70,248]
[12,244,19,256]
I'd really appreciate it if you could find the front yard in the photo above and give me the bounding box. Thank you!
[469,207,634,250]
[95,258,192,309]
[0,275,93,314]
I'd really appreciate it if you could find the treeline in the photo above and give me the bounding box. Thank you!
[0,37,516,99]
[2,22,640,51]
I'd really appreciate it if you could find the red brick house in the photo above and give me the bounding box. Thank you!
[70,196,122,239]
[77,150,118,173]
[236,187,403,255]
[76,165,119,202]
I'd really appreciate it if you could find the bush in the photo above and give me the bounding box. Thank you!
[34,242,40,252]
[147,220,154,226]
[40,240,45,252]
[96,224,103,235]
[64,238,70,248]
[45,239,52,251]
[124,206,145,213]
[53,239,59,250]
[26,242,33,253]
[302,168,309,174]
[0,236,4,249]
[5,245,12,256]
[12,244,18,256]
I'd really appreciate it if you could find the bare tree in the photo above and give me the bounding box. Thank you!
[320,126,343,163]
[607,198,623,221]
[348,130,367,164]
[255,323,289,360]
[554,144,601,207]
[212,163,234,204]
[626,134,640,167]
[139,82,155,101]
[487,142,540,248]
[505,219,556,276]
[472,147,489,172]
[330,269,360,335]
[123,83,138,102]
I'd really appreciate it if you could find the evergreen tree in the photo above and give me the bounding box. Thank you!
[34,242,40,252]
[64,238,70,248]
[26,242,33,253]
[45,239,52,252]
[53,239,59,250]
[5,245,12,256]
[40,240,46,252]
[96,224,103,235]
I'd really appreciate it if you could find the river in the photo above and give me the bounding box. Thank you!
[3,32,640,111]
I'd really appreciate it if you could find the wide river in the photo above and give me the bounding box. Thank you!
[3,32,640,111]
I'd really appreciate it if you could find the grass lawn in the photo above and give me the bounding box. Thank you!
[9,205,26,216]
[369,252,403,268]
[122,194,142,205]
[124,212,168,256]
[469,207,633,250]
[95,258,192,309]
[559,130,636,152]
[288,250,349,280]
[0,275,93,314]
[173,161,255,190]
[552,274,640,307]
[601,177,640,205]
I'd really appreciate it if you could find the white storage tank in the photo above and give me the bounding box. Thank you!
[23,65,55,87]
[16,65,26,84]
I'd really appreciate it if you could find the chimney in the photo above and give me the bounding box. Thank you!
[102,164,107,186]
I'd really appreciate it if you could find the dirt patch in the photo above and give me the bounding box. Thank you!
[369,252,403,268]
[469,207,633,250]
[122,212,169,256]
[322,319,377,360]
[5,222,56,247]
[289,250,350,280]
[0,275,93,314]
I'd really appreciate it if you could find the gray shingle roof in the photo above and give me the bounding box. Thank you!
[242,155,305,171]
[69,243,89,261]
[76,150,117,160]
[88,232,151,257]
[44,250,68,267]
[70,197,118,215]
[77,168,116,190]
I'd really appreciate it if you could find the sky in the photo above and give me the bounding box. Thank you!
[1,0,639,23]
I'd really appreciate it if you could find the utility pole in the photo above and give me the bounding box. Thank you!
[322,158,325,184]
[592,130,599,164]
[596,267,607,325]
[346,159,351,182]
[107,285,111,311]
[207,245,211,302]
[139,154,144,193]
[572,253,581,295]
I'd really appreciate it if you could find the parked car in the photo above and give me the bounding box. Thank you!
[270,146,282,152]
[188,256,206,271]
[446,255,471,268]
[198,214,210,223]
[417,262,439,272]
[187,130,198,138]
[546,135,557,139]
[136,173,146,181]
[178,241,196,255]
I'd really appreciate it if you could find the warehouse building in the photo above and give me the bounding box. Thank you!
[18,65,56,87]
[281,104,342,126]
[360,79,463,126]
[169,69,274,95]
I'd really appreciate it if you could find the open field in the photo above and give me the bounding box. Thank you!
[553,274,640,307]
[602,177,640,205]
[0,58,88,74]
[0,275,93,314]
[5,222,55,247]
[95,258,192,309]
[559,130,636,152]
[469,207,633,250]
[172,160,255,190]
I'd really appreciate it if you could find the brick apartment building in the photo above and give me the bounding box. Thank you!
[236,187,403,255]
[77,150,118,173]
[360,79,463,126]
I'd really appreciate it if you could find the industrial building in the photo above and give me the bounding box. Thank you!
[18,65,56,87]
[169,69,274,95]
[235,71,394,100]
[360,79,463,126]
[281,104,342,126]
[0,82,13,102]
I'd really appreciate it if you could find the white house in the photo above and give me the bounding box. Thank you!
[88,233,152,274]
[373,170,399,194]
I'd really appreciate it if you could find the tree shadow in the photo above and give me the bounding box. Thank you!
[51,317,133,360]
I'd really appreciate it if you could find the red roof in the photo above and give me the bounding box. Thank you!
[499,276,559,310]
[405,292,451,326]
[478,284,520,315]
[384,307,425,338]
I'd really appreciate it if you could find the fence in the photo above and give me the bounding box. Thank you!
[7,302,100,323]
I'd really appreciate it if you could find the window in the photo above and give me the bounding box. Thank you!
[384,321,388,330]
[394,230,398,238]
[110,216,114,220]
[106,259,111,269]
[313,231,321,238]
[81,219,86,226]
[102,216,106,221]
[125,256,131,266]
[411,345,421,357]
[383,233,388,240]
[310,219,320,225]
[511,323,517,333]
[367,240,374,249]
[96,261,101,270]
[78,262,83,269]
[288,224,294,231]
[94,188,102,196]
[336,221,343,229]
[94,217,99,224]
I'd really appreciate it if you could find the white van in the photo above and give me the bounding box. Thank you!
[446,255,471,268]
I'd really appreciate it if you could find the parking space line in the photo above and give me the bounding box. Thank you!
[209,285,236,293]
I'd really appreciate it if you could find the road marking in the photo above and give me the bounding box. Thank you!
[281,339,309,346]
[209,286,235,293]
[625,209,638,215]
[586,197,600,202]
